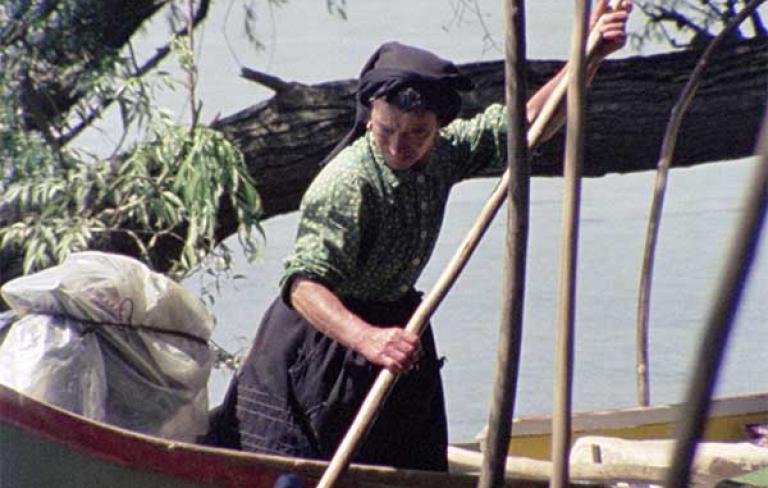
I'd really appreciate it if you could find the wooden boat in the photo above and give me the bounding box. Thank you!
[1,383,615,488]
[461,391,768,461]
[6,380,761,488]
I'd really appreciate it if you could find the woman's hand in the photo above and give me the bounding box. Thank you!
[590,0,633,61]
[354,325,421,373]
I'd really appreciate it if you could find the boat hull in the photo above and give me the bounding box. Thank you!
[0,384,564,488]
[467,392,768,460]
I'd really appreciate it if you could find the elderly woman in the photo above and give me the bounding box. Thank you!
[209,0,631,471]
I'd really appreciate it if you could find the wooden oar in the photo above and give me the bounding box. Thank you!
[315,6,619,487]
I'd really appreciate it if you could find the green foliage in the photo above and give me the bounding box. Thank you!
[1,111,262,279]
[0,99,59,184]
[1,1,109,66]
[1,27,263,282]
[1,1,127,141]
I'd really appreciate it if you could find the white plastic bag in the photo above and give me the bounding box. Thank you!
[0,314,107,419]
[0,251,214,442]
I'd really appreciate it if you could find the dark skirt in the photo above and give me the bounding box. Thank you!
[205,291,448,471]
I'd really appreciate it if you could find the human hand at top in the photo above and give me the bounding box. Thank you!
[355,325,421,374]
[590,0,632,61]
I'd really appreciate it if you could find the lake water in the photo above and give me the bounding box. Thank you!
[76,1,768,442]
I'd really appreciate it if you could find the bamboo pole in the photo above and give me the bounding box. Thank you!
[634,0,768,408]
[476,0,529,486]
[550,1,590,487]
[315,8,619,487]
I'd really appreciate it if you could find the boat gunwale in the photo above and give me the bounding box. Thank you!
[475,392,768,438]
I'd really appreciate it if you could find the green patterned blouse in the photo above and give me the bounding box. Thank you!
[282,103,508,303]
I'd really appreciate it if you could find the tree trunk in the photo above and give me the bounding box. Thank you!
[213,37,767,222]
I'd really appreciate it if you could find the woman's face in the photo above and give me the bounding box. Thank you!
[369,99,439,171]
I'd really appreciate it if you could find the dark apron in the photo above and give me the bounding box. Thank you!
[205,291,448,471]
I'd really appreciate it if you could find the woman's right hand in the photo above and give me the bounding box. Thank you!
[354,325,421,373]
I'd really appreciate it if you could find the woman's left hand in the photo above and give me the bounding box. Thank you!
[590,0,633,60]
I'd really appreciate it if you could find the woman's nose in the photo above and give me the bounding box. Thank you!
[389,134,406,155]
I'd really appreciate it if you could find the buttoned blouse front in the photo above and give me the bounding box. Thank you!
[282,103,507,303]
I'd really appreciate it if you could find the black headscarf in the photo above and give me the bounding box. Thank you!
[320,42,474,166]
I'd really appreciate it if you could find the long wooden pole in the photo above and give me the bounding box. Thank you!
[476,0,528,486]
[550,1,590,488]
[634,0,768,408]
[315,10,617,488]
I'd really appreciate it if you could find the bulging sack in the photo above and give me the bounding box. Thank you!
[0,251,214,442]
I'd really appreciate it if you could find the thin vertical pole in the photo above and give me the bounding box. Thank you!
[665,106,768,488]
[634,0,767,410]
[550,1,590,487]
[477,0,528,485]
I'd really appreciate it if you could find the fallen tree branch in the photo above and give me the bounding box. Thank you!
[213,38,768,221]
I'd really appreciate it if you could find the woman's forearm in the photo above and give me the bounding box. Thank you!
[288,277,420,372]
[525,57,604,143]
[289,277,372,351]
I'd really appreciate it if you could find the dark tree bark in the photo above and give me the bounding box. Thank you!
[213,37,767,223]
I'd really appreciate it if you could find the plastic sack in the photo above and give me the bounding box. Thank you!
[0,251,214,442]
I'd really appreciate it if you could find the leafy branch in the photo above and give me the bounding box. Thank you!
[1,5,263,287]
[1,111,262,279]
